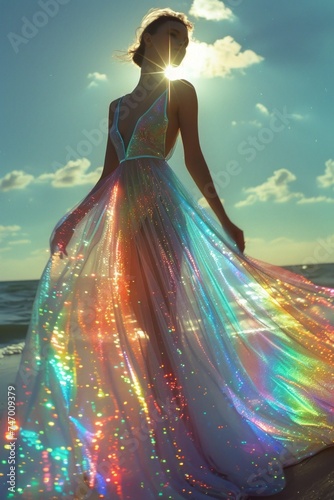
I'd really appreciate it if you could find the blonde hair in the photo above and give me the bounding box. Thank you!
[127,8,193,67]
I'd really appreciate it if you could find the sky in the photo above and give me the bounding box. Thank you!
[1,0,334,281]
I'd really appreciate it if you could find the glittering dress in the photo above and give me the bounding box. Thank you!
[1,87,334,500]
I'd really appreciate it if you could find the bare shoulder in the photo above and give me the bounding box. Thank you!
[170,79,197,104]
[106,97,122,129]
[108,97,121,115]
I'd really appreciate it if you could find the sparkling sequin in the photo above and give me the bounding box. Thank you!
[1,87,334,499]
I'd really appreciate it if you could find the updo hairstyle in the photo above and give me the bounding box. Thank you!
[127,8,193,68]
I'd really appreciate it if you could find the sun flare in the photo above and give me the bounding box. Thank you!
[164,64,187,81]
[163,42,197,81]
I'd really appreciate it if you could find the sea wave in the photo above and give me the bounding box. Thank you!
[0,341,25,359]
[0,264,333,354]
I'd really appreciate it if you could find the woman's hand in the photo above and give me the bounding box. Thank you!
[222,219,245,253]
[50,225,74,258]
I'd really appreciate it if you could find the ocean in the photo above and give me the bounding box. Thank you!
[0,263,334,358]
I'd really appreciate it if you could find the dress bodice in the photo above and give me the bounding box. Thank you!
[110,88,168,164]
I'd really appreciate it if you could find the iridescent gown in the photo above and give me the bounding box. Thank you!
[1,87,334,500]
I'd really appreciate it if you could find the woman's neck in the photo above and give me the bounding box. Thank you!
[137,61,168,93]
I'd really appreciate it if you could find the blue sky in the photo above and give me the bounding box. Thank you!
[1,0,334,280]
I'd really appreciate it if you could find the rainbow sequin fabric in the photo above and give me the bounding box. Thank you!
[1,88,334,499]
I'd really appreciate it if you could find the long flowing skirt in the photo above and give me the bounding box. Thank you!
[1,158,334,499]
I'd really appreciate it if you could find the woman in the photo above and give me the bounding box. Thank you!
[1,8,333,500]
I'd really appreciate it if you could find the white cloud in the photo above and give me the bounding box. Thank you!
[255,103,270,115]
[87,72,108,89]
[255,103,305,122]
[236,168,334,207]
[182,36,264,79]
[249,120,262,128]
[1,161,101,191]
[236,169,302,207]
[8,239,31,245]
[37,158,102,187]
[317,159,334,189]
[0,170,34,191]
[297,195,334,204]
[229,104,306,132]
[2,159,102,192]
[189,0,234,21]
[198,196,224,209]
[0,226,30,251]
[291,113,304,121]
[0,225,21,234]
[231,119,262,128]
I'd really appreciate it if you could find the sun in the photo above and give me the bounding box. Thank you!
[164,64,187,81]
[163,45,196,81]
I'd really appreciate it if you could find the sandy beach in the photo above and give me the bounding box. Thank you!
[0,354,333,499]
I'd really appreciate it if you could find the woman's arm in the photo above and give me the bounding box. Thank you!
[81,98,120,190]
[176,81,245,253]
[100,100,121,179]
[50,101,120,256]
